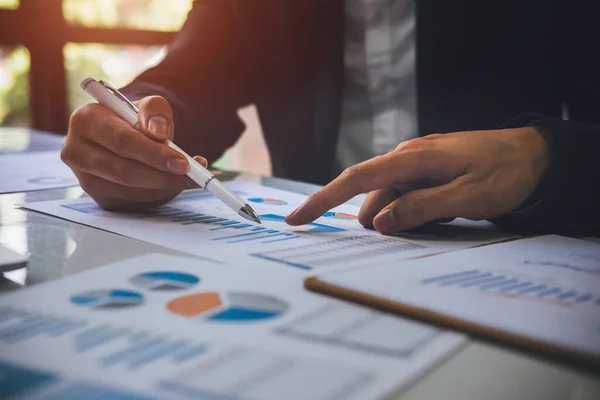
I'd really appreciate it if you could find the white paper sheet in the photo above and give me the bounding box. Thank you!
[0,243,27,272]
[0,151,78,193]
[22,181,518,274]
[317,235,600,361]
[0,254,465,400]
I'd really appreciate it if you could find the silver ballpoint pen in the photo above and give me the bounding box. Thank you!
[80,77,261,224]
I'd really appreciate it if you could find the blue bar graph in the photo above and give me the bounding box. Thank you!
[98,334,206,370]
[0,306,87,344]
[172,344,207,364]
[420,269,600,306]
[74,325,130,353]
[132,206,304,245]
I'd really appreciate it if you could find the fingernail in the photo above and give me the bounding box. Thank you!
[167,158,189,174]
[148,116,169,140]
[374,209,397,233]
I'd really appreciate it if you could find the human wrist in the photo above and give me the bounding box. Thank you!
[514,126,550,181]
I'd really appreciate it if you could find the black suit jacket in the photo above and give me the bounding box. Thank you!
[122,0,600,236]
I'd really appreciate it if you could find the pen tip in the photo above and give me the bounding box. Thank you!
[239,204,261,224]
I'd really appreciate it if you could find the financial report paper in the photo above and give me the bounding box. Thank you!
[22,181,518,274]
[315,235,600,363]
[0,151,78,194]
[0,254,465,400]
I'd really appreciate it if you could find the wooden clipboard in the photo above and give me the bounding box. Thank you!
[305,276,600,371]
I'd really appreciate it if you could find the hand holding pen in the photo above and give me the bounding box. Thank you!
[60,78,260,223]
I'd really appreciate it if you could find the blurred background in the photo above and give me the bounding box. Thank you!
[0,0,271,174]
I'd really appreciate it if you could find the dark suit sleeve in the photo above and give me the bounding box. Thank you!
[490,114,600,237]
[119,1,254,163]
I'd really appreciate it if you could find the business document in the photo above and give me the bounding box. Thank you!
[22,182,518,274]
[0,253,465,400]
[313,235,600,363]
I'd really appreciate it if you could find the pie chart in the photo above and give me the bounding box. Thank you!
[130,271,200,291]
[71,289,143,309]
[167,292,288,322]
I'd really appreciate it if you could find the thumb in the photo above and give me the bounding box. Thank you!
[137,95,174,141]
[373,177,469,234]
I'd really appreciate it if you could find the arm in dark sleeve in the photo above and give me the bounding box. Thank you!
[490,115,600,237]
[120,1,255,163]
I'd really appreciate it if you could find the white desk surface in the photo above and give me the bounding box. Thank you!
[1,130,599,400]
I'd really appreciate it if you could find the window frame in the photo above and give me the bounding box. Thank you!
[0,0,175,134]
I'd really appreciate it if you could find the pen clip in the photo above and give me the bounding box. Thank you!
[99,80,139,113]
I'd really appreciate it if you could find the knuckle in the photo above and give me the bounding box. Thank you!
[308,190,332,209]
[60,144,73,165]
[395,137,426,152]
[69,104,97,132]
[60,144,84,169]
[340,164,367,193]
[341,165,362,180]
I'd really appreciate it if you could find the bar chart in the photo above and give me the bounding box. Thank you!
[420,269,600,307]
[0,305,87,344]
[134,206,305,245]
[0,306,207,372]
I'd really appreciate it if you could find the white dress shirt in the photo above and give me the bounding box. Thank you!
[336,0,418,169]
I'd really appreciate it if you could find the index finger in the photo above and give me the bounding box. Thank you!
[285,151,425,226]
[73,103,187,174]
